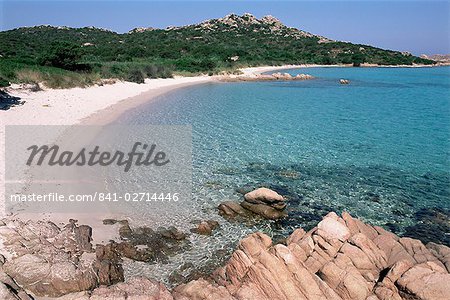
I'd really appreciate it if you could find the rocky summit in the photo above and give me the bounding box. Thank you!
[194,13,320,40]
[0,211,449,299]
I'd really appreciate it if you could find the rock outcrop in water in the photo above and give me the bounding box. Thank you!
[219,72,314,82]
[0,212,449,299]
[219,187,288,220]
[190,220,220,235]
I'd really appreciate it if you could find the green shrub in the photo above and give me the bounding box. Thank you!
[174,57,218,72]
[143,64,173,79]
[37,41,82,71]
[0,77,9,87]
[126,69,145,83]
[143,65,159,78]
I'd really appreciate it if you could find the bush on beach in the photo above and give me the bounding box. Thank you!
[142,64,173,79]
[98,62,173,83]
[126,69,145,83]
[0,59,174,88]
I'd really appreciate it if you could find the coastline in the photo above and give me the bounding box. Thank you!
[1,63,447,219]
[80,64,337,125]
[0,64,304,235]
[240,63,446,76]
[0,63,447,227]
[0,75,212,221]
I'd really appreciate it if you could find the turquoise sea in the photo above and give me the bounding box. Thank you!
[116,67,450,282]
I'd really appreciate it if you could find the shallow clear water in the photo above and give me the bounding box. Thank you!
[115,67,450,284]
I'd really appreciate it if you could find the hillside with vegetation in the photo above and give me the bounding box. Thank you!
[0,13,435,88]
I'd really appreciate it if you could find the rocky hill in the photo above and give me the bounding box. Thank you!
[421,54,450,63]
[0,13,435,87]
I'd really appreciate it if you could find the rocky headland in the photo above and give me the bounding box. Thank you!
[218,72,314,82]
[420,54,450,65]
[0,196,449,300]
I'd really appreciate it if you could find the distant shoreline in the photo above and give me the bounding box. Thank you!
[246,63,450,75]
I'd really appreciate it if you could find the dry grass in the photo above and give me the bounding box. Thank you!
[15,69,100,89]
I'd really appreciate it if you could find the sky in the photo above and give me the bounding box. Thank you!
[1,0,449,55]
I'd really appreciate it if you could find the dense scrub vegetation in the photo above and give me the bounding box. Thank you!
[0,14,435,88]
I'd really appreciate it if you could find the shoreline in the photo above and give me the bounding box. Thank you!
[0,64,304,238]
[239,63,447,76]
[80,77,213,125]
[0,63,447,225]
[0,75,213,221]
[79,64,339,125]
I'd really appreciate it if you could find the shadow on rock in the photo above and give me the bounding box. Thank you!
[0,90,25,110]
[404,207,450,246]
[104,220,190,264]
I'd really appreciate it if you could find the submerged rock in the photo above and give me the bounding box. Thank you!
[104,223,190,263]
[218,201,251,218]
[159,226,187,240]
[190,220,220,235]
[118,220,133,238]
[404,207,450,246]
[102,218,118,225]
[240,201,287,220]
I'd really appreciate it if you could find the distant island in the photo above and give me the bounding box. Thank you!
[0,13,436,88]
[420,54,450,63]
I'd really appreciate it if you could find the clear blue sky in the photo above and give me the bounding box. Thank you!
[1,1,449,55]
